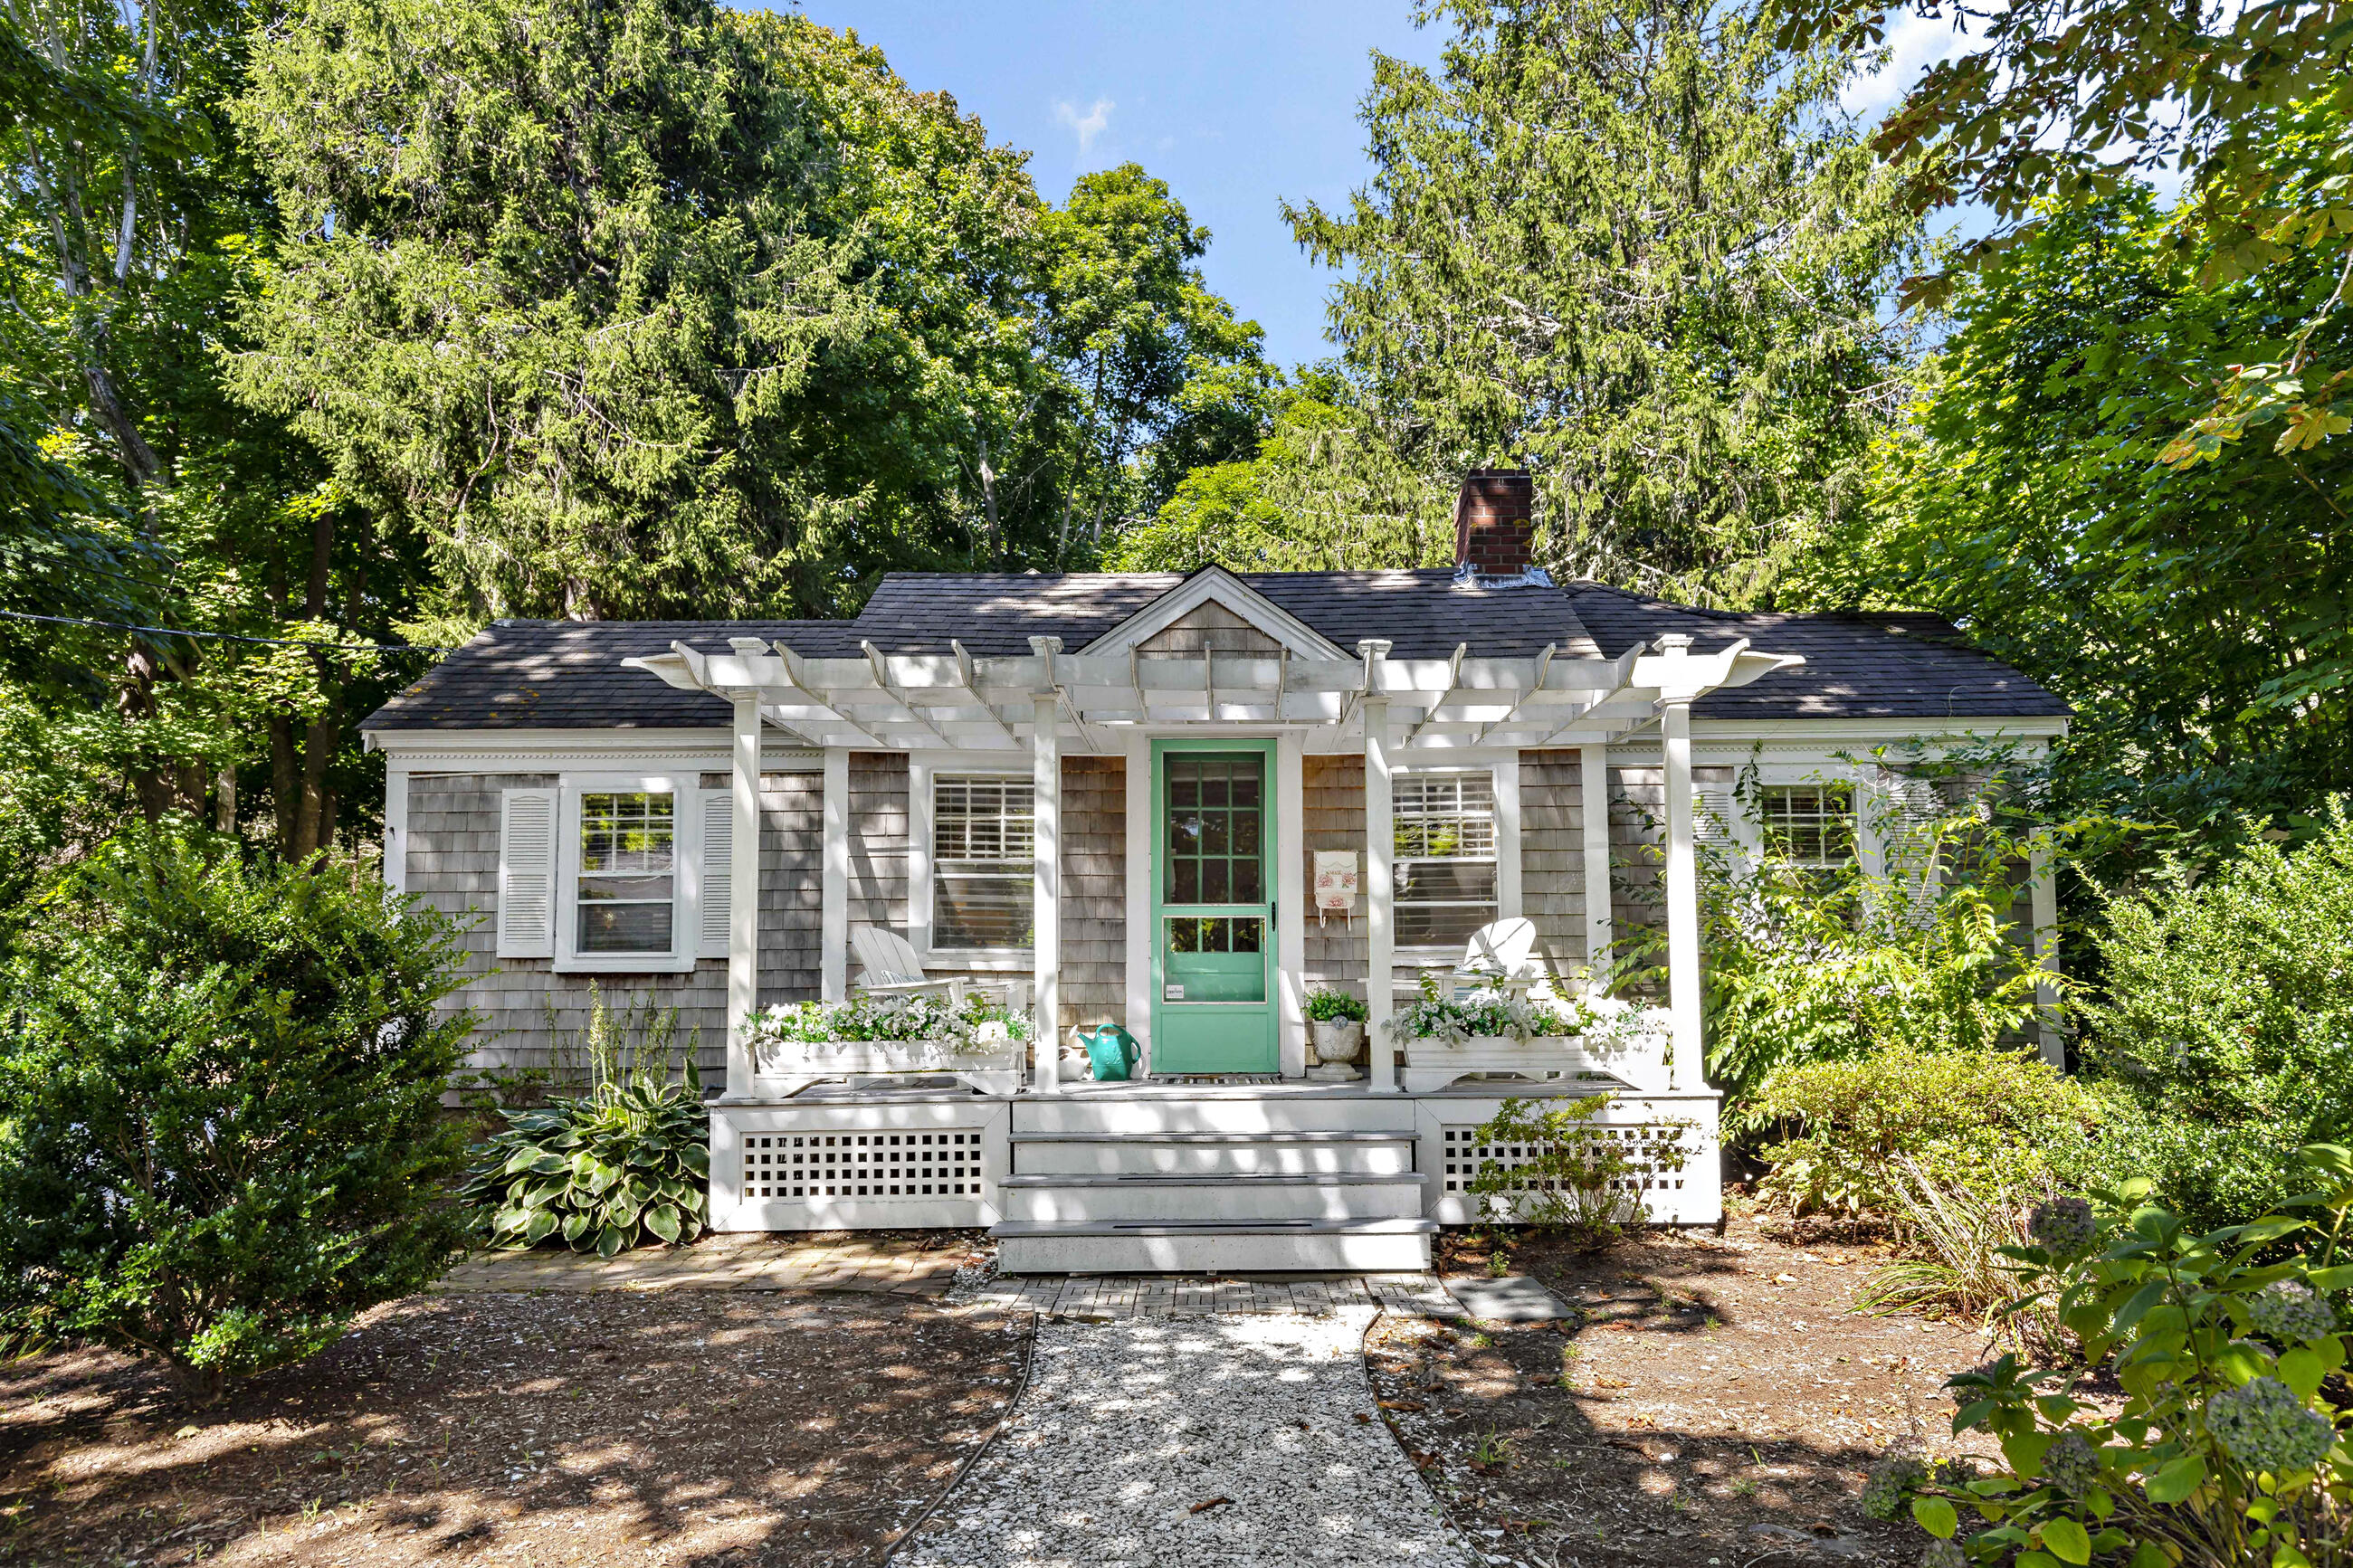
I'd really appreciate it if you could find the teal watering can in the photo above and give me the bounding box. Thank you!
[1082,1024,1140,1081]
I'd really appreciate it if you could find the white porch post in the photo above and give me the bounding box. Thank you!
[1579,742,1612,996]
[1361,639,1398,1093]
[724,695,761,1101]
[1032,639,1063,1094]
[820,747,849,1003]
[1657,634,1706,1092]
[1124,729,1153,1072]
[2031,838,2063,1068]
[1276,732,1307,1078]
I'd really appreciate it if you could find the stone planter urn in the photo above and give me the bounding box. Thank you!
[1309,1019,1366,1067]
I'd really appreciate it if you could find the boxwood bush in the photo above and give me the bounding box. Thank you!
[0,828,476,1403]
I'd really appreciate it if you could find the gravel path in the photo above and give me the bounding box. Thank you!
[897,1308,1480,1568]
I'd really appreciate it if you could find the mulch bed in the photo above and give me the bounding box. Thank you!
[1,1290,1028,1567]
[1369,1215,2014,1567]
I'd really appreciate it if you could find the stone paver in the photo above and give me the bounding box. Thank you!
[955,1270,1456,1320]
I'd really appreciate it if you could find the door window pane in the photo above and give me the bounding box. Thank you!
[1163,753,1266,908]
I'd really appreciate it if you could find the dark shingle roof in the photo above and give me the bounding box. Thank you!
[847,570,1598,659]
[1564,583,2072,721]
[362,619,865,732]
[362,572,2068,732]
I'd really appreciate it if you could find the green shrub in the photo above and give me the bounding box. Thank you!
[1876,1147,2353,1567]
[1304,987,1368,1023]
[461,1058,709,1257]
[0,828,474,1403]
[2080,800,2353,1231]
[1749,1042,2103,1224]
[1463,1095,1693,1249]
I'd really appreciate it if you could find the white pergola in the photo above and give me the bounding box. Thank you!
[628,632,1803,1101]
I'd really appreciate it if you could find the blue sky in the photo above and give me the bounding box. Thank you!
[785,1,1448,370]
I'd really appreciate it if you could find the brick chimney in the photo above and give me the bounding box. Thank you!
[1452,468,1536,576]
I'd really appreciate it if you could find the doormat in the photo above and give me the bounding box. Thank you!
[1152,1074,1283,1085]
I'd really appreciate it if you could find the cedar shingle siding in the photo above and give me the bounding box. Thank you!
[1519,749,1590,980]
[405,772,729,1085]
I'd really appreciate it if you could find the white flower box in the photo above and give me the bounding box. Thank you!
[1399,1011,1670,1096]
[752,1039,1024,1098]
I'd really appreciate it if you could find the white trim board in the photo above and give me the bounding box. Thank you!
[368,727,824,773]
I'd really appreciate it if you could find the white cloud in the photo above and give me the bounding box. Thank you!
[1054,96,1115,157]
[1840,11,1969,122]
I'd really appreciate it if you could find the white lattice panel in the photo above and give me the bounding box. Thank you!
[1439,1120,1696,1203]
[738,1128,989,1202]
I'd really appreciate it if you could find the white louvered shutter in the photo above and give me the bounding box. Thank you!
[497,788,558,958]
[1873,772,1946,922]
[1692,777,1743,871]
[700,789,734,959]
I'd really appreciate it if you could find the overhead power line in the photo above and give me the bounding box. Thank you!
[0,609,453,654]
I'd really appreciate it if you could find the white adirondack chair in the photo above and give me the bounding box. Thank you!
[1392,917,1546,1000]
[850,927,1030,1016]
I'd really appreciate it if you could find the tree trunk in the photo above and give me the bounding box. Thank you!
[270,716,300,851]
[214,764,236,832]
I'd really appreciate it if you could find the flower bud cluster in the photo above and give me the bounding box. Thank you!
[2248,1280,2337,1344]
[2207,1376,2338,1474]
[1862,1455,1928,1520]
[2027,1195,2098,1256]
[2040,1430,2100,1494]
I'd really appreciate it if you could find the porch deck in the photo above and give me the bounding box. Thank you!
[710,1071,1721,1274]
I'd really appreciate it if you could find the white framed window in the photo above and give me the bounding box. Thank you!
[929,774,1034,951]
[1394,767,1500,947]
[1757,782,1855,870]
[498,773,713,974]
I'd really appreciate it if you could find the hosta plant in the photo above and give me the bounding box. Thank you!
[462,1057,710,1257]
[1874,1145,2353,1566]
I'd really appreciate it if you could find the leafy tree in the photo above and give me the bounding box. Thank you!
[1285,0,1920,604]
[2,0,420,853]
[0,828,475,1402]
[1107,371,1457,571]
[1771,0,2353,481]
[230,4,1273,613]
[1036,164,1271,562]
[1816,186,2353,830]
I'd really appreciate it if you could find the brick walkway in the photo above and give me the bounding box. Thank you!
[961,1271,1458,1320]
[433,1234,1463,1320]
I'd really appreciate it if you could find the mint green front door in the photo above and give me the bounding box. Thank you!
[1150,741,1278,1074]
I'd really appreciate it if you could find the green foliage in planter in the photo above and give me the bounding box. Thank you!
[462,1054,709,1258]
[1875,1145,2353,1567]
[2082,800,2353,1231]
[1749,1042,2104,1225]
[1464,1095,1692,1248]
[0,827,476,1405]
[1304,987,1368,1023]
[1387,974,1590,1043]
[748,991,1033,1051]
